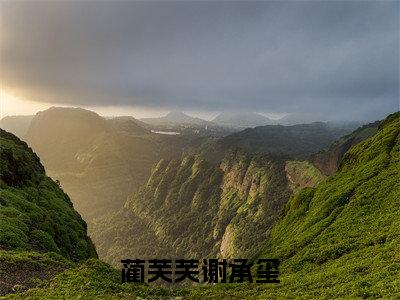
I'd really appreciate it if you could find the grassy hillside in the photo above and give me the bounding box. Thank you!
[4,259,184,300]
[0,128,96,260]
[0,128,97,295]
[0,251,72,296]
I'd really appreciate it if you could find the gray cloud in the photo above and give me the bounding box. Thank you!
[1,0,399,121]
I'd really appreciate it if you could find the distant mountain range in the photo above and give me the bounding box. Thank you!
[196,122,358,162]
[140,111,210,126]
[212,112,276,128]
[140,110,360,129]
[141,111,276,129]
[0,110,366,142]
[0,107,360,222]
[107,116,150,135]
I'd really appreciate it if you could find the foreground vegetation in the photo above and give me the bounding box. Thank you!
[0,129,96,261]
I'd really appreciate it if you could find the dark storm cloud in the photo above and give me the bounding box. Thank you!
[1,1,399,121]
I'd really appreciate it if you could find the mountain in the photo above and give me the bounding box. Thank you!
[0,128,96,295]
[107,116,150,135]
[198,122,356,162]
[140,111,210,126]
[192,111,400,298]
[26,107,111,172]
[24,107,206,221]
[0,115,34,138]
[92,149,327,266]
[92,120,359,265]
[212,112,275,128]
[276,112,322,125]
[312,121,380,175]
[8,112,399,299]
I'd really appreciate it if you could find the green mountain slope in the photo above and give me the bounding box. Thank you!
[0,128,97,295]
[191,111,400,298]
[5,259,183,300]
[0,128,96,259]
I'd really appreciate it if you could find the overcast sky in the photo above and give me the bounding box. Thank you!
[1,1,399,121]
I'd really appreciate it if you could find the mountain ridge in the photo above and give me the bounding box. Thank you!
[212,112,275,128]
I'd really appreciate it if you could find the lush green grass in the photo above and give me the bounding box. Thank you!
[0,250,73,296]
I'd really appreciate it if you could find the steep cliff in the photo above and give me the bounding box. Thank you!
[0,128,97,295]
[92,150,292,265]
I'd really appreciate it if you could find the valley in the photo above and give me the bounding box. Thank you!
[0,109,398,299]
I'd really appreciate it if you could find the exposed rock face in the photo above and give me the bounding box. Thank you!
[285,161,326,191]
[94,123,366,266]
[312,121,379,175]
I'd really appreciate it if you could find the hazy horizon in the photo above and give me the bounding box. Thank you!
[0,95,290,121]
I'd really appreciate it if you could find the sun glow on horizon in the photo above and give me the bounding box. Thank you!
[0,89,288,121]
[0,90,57,119]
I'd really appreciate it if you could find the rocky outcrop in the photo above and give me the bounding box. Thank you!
[312,121,379,175]
[285,160,326,191]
